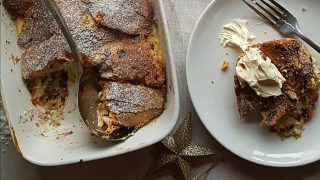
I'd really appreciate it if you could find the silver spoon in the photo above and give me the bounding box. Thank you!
[78,68,135,141]
[41,0,134,141]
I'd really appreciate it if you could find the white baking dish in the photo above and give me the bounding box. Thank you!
[0,0,179,166]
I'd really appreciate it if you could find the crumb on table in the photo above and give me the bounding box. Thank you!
[302,7,307,12]
[221,60,229,71]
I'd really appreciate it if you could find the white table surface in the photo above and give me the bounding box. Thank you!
[2,0,320,179]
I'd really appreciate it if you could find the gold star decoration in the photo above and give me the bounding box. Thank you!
[147,113,216,180]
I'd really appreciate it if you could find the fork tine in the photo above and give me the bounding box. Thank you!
[251,0,279,20]
[269,0,290,14]
[242,0,276,25]
[260,0,282,16]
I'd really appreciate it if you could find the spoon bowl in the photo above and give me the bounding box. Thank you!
[78,67,135,141]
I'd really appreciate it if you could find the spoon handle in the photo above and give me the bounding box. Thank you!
[41,0,82,65]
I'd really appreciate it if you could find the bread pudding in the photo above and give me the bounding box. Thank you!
[235,39,320,138]
[94,26,165,87]
[97,81,165,134]
[4,0,166,132]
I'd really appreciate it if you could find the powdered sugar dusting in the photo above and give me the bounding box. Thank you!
[55,0,121,61]
[21,35,71,79]
[100,81,164,113]
[6,0,165,132]
[83,0,153,34]
[94,39,165,87]
[20,0,127,79]
[18,0,59,48]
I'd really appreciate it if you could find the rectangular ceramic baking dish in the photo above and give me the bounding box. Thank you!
[0,0,179,166]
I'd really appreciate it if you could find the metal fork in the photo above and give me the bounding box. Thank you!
[242,0,320,53]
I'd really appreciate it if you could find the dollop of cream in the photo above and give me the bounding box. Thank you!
[236,48,286,97]
[219,19,256,50]
[219,19,286,97]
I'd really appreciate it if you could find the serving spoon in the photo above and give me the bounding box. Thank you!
[41,0,134,141]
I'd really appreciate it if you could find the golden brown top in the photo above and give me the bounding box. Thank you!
[99,81,164,113]
[84,0,154,35]
[21,35,73,79]
[3,0,34,17]
[18,0,131,79]
[235,38,318,127]
[6,0,166,130]
[98,81,165,128]
[17,0,58,48]
[94,38,165,87]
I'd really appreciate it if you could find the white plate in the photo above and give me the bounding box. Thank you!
[187,0,320,167]
[0,0,179,166]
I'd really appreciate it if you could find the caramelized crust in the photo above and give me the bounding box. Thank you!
[18,0,125,50]
[19,0,130,77]
[6,0,159,79]
[54,0,129,63]
[18,0,59,48]
[94,36,165,87]
[235,39,319,129]
[3,0,34,17]
[84,0,154,35]
[21,35,73,80]
[97,81,164,132]
[6,0,166,132]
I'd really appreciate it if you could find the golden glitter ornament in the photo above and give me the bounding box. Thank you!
[148,113,215,180]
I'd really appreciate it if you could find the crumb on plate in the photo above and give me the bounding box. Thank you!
[221,60,229,71]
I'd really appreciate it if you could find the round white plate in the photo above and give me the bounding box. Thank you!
[186,0,320,167]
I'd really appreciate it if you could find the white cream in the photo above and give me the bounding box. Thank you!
[219,19,286,97]
[236,48,286,97]
[219,19,255,50]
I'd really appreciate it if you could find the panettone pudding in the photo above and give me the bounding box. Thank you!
[235,39,320,138]
[4,0,166,134]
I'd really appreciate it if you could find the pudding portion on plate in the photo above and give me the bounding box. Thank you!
[235,39,320,138]
[218,19,320,138]
[186,0,320,167]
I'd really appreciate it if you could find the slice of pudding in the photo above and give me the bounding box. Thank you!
[93,26,165,87]
[96,81,165,134]
[235,38,320,138]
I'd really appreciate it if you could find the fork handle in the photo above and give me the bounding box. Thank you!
[294,31,320,54]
